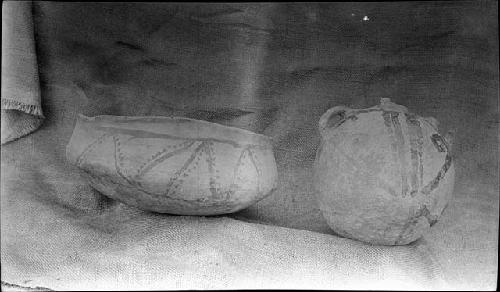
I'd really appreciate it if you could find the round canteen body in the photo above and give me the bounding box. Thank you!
[314,98,455,245]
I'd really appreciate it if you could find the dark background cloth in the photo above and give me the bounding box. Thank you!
[1,1,498,290]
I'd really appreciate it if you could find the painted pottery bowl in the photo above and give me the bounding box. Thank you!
[66,114,278,215]
[314,98,455,245]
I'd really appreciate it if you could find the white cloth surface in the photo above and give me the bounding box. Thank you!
[1,1,44,144]
[1,2,498,290]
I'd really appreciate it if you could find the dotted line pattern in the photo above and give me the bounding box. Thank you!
[76,133,109,167]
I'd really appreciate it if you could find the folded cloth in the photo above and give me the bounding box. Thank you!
[1,164,446,290]
[1,1,44,145]
[0,73,449,291]
[1,2,498,290]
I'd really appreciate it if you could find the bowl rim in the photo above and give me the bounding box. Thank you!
[76,114,273,148]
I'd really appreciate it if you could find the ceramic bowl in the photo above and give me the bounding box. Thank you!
[66,114,278,215]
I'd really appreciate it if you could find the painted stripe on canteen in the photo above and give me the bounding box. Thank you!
[405,113,424,197]
[421,149,452,195]
[382,111,402,196]
[390,112,409,197]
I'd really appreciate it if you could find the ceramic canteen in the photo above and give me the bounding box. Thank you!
[314,98,455,245]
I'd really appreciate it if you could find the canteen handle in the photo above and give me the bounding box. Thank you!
[318,106,353,136]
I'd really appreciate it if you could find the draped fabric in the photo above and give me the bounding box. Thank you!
[1,1,44,144]
[1,1,498,290]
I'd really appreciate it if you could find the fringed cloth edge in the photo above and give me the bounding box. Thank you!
[1,98,44,145]
[1,98,44,117]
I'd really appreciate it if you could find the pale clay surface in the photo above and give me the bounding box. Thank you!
[314,100,455,245]
[66,115,278,215]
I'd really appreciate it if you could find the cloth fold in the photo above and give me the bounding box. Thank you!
[1,1,44,145]
[1,2,498,290]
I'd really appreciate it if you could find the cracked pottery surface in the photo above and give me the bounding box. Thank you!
[314,98,455,245]
[66,114,278,215]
